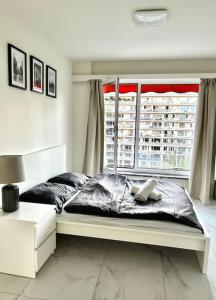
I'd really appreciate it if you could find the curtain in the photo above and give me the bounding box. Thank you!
[189,79,216,205]
[83,80,104,176]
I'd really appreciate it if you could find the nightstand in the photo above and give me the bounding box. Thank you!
[0,202,56,278]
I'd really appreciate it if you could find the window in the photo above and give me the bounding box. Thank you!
[104,82,199,175]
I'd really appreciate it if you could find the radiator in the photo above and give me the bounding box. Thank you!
[159,177,189,189]
[106,169,189,189]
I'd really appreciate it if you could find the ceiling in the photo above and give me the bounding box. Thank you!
[2,0,216,60]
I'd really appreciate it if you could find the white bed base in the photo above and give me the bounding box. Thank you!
[21,145,210,273]
[57,214,210,273]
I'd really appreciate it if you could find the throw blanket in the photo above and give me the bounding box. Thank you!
[64,173,203,231]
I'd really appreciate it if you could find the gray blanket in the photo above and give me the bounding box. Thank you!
[64,173,203,231]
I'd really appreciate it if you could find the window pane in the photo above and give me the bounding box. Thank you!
[104,84,137,169]
[138,91,198,171]
[104,83,198,174]
[104,90,115,168]
[117,89,137,168]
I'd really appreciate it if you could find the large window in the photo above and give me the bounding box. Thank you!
[104,82,199,175]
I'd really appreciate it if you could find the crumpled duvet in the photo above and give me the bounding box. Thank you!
[64,173,203,231]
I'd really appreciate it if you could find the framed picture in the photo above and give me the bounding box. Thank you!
[46,65,57,98]
[30,56,44,94]
[8,44,27,90]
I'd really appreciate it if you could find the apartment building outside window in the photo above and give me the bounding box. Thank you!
[103,82,199,176]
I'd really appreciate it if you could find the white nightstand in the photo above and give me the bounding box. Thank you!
[0,202,56,278]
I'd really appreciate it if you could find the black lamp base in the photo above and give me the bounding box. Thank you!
[2,184,19,212]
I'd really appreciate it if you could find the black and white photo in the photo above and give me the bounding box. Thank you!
[46,65,57,98]
[30,56,44,94]
[8,44,27,90]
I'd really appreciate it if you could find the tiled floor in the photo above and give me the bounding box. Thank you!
[0,201,216,300]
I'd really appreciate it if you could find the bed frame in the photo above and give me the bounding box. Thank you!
[20,145,210,273]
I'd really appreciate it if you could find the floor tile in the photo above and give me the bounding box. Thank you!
[0,274,29,295]
[195,201,216,255]
[54,234,108,267]
[161,247,214,300]
[17,296,45,300]
[22,252,102,300]
[92,241,165,300]
[0,293,18,300]
[206,247,216,300]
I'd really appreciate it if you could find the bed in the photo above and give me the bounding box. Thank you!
[19,145,210,273]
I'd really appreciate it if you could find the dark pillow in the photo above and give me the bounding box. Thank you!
[48,172,90,190]
[20,182,76,213]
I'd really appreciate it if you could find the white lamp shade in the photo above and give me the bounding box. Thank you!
[0,155,26,184]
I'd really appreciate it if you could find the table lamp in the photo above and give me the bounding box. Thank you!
[0,155,25,212]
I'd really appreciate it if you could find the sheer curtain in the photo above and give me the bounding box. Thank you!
[189,79,216,205]
[83,80,104,176]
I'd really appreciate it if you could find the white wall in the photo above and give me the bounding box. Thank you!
[0,13,73,169]
[72,82,90,172]
[91,59,216,74]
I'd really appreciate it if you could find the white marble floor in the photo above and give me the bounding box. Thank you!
[0,201,216,300]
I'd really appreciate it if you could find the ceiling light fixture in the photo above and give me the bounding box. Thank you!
[134,10,168,26]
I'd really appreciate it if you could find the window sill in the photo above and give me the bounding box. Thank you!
[105,167,190,179]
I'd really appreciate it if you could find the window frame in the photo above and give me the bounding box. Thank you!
[104,81,197,177]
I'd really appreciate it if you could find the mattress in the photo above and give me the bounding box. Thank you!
[57,210,203,234]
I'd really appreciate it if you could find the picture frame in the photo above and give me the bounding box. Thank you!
[46,65,57,98]
[8,44,27,90]
[30,56,44,94]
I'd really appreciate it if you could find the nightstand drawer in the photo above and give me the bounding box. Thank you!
[0,203,56,278]
[35,230,56,272]
[35,210,56,248]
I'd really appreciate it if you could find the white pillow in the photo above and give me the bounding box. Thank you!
[134,179,158,202]
[149,190,161,201]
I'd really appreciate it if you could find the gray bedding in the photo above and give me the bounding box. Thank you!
[64,173,203,231]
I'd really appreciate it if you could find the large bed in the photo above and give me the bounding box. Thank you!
[18,145,210,273]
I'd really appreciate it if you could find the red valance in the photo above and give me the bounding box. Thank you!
[103,84,138,94]
[141,84,199,94]
[103,83,199,94]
